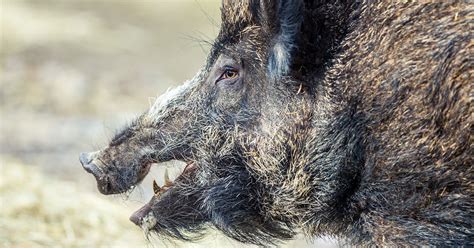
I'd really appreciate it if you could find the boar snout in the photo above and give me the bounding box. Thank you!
[129,201,154,226]
[79,152,101,176]
[79,152,92,165]
[80,152,98,173]
[79,151,114,195]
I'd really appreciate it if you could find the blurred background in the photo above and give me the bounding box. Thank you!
[0,0,335,247]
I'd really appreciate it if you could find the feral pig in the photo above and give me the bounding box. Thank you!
[80,0,473,246]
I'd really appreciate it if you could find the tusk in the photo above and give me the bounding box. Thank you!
[153,180,161,195]
[164,168,173,186]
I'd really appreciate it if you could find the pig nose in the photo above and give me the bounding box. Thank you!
[79,152,93,165]
[81,162,101,176]
[79,152,101,177]
[129,212,142,226]
[130,202,153,226]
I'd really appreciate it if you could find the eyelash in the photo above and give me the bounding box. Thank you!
[217,68,239,83]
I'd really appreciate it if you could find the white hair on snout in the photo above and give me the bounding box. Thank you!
[147,82,190,119]
[141,212,158,236]
[146,70,204,121]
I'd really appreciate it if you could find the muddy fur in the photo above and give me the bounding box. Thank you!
[81,1,473,246]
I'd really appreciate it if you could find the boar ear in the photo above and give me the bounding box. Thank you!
[221,0,260,25]
[260,0,304,78]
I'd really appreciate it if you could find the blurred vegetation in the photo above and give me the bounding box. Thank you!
[0,157,147,247]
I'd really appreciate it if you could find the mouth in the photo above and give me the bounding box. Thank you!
[129,161,198,228]
[149,161,197,196]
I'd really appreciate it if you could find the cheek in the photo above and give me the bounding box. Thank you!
[213,80,246,111]
[216,77,244,91]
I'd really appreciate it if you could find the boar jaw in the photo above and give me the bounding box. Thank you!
[130,162,198,226]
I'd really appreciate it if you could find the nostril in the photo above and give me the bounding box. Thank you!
[79,152,92,165]
[129,212,142,226]
[81,162,101,177]
[106,181,113,194]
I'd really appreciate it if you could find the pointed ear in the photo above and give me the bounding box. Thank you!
[261,0,304,78]
[221,0,260,25]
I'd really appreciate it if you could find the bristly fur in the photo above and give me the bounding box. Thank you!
[81,1,474,246]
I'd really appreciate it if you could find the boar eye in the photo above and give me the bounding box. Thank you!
[216,67,239,83]
[222,70,238,79]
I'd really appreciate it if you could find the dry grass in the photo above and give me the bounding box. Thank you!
[0,157,147,248]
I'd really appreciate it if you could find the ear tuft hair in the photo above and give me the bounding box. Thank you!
[267,0,304,78]
[268,41,290,77]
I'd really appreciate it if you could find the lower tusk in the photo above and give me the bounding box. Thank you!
[164,168,173,186]
[153,180,161,195]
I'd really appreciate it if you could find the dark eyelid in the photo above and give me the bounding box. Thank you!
[215,65,239,84]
